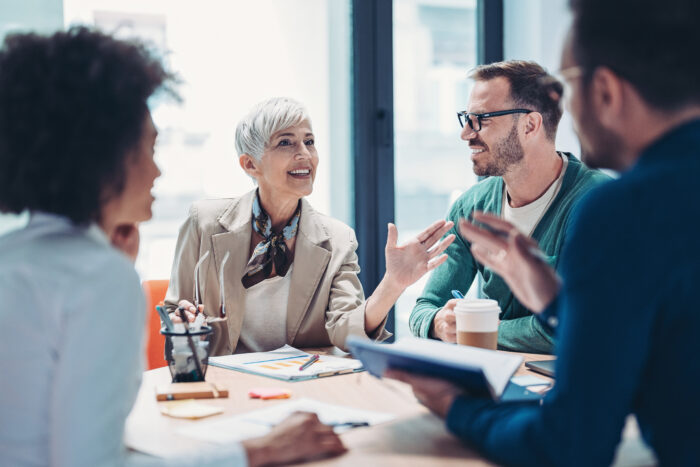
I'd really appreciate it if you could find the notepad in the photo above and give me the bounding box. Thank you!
[160,399,224,419]
[155,381,229,401]
[208,345,364,381]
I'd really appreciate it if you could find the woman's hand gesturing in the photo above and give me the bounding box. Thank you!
[384,219,455,290]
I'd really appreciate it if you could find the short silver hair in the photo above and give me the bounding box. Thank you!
[235,97,312,161]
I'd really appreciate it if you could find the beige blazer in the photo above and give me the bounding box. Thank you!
[164,190,390,355]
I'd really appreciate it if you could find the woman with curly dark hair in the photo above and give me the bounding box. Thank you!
[0,27,344,466]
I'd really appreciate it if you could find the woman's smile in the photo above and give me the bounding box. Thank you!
[288,166,312,178]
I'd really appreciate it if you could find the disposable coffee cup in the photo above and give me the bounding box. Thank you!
[454,299,500,350]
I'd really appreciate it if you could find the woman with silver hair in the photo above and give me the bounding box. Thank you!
[165,97,454,355]
[0,30,344,467]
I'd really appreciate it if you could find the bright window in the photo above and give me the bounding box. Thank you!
[62,0,353,280]
[393,0,479,338]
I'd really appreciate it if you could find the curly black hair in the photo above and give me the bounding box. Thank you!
[0,26,176,225]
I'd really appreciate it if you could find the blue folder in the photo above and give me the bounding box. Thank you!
[347,336,542,402]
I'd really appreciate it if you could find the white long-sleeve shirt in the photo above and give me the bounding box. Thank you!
[0,213,247,467]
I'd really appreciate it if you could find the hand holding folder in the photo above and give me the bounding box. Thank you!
[347,337,522,400]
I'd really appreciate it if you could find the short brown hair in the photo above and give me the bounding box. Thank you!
[469,60,563,140]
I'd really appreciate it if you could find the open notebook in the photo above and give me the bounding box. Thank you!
[347,337,523,400]
[208,345,363,381]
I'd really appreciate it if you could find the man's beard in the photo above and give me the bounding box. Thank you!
[472,124,525,177]
[577,94,626,170]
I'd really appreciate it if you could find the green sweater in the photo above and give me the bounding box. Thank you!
[409,153,610,353]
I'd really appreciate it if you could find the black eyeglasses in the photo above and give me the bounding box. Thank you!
[456,109,533,132]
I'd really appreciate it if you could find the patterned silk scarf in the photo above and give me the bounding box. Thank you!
[242,191,301,288]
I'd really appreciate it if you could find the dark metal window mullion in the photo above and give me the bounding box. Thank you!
[477,0,504,65]
[352,0,396,339]
[476,0,504,298]
[351,0,503,330]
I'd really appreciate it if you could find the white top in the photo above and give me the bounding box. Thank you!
[0,213,247,467]
[237,265,293,354]
[502,154,568,236]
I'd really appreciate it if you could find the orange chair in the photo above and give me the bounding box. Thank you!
[143,279,170,370]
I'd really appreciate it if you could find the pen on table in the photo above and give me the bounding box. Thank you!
[259,419,369,430]
[299,354,320,371]
[177,306,204,381]
[465,213,549,262]
[451,290,464,299]
[331,421,370,428]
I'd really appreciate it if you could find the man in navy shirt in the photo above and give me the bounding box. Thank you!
[388,0,700,465]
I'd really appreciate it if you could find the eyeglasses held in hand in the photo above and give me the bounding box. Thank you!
[219,251,230,317]
[193,250,210,312]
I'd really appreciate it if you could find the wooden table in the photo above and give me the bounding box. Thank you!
[125,350,653,466]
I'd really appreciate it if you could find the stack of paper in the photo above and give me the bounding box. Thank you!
[208,345,363,381]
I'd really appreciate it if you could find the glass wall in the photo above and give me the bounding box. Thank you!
[61,0,353,280]
[393,0,479,338]
[0,0,483,337]
[504,0,579,154]
[0,0,63,236]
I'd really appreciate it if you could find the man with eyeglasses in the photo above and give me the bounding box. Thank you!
[410,60,609,354]
[392,0,700,464]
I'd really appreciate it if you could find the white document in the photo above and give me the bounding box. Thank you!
[208,345,363,381]
[176,417,271,444]
[510,374,551,387]
[240,397,395,428]
[177,398,395,444]
[388,338,522,398]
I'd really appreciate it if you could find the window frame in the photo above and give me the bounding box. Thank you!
[351,0,502,339]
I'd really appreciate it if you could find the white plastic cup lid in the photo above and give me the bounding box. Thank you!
[454,298,500,313]
[454,299,500,332]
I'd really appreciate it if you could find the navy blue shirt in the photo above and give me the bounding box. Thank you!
[446,120,700,466]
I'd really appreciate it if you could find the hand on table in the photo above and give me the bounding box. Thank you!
[384,219,455,290]
[459,212,561,313]
[385,369,462,419]
[430,299,459,342]
[242,412,346,467]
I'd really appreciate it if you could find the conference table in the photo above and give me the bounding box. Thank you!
[125,348,655,466]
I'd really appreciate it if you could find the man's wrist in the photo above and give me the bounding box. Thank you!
[242,437,271,467]
[427,308,442,339]
[437,393,460,419]
[536,294,560,331]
